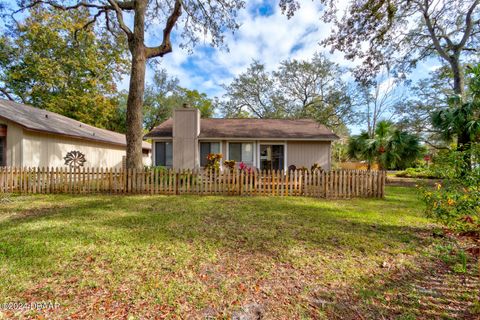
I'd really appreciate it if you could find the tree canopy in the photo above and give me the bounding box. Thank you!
[282,0,479,95]
[220,53,357,133]
[112,69,215,133]
[280,0,478,156]
[0,5,128,129]
[143,69,214,132]
[431,64,480,148]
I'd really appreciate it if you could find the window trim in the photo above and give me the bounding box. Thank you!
[153,140,173,167]
[258,142,287,172]
[226,141,256,168]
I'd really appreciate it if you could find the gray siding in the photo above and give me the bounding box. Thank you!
[286,141,331,170]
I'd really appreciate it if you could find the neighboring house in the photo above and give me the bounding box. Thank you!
[144,107,339,171]
[0,99,151,168]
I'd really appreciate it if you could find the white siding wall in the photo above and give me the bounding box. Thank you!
[0,119,152,168]
[22,131,127,168]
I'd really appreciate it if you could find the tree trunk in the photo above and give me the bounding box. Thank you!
[125,1,147,170]
[450,57,468,150]
[450,56,465,101]
[450,56,471,170]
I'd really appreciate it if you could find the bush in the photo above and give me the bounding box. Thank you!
[422,146,480,234]
[395,167,440,179]
[311,163,323,172]
[205,153,222,171]
[223,160,236,171]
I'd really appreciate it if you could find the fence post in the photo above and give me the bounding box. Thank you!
[175,170,179,195]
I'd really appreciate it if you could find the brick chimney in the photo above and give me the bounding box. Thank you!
[172,105,200,169]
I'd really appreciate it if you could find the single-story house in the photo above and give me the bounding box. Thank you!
[0,98,151,168]
[144,107,339,171]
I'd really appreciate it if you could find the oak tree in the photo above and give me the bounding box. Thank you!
[0,5,128,129]
[142,69,214,131]
[221,61,287,119]
[10,0,244,169]
[281,0,479,150]
[220,54,357,132]
[274,53,356,128]
[115,69,215,133]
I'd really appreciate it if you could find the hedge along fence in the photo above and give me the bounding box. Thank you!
[0,167,386,199]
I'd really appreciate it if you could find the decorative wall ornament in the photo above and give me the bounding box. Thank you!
[64,151,87,168]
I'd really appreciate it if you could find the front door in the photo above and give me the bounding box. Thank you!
[260,145,284,171]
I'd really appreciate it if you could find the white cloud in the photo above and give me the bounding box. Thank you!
[146,0,352,97]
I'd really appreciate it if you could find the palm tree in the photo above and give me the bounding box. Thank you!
[431,96,480,150]
[348,121,424,170]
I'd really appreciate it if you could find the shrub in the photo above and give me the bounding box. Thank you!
[223,160,236,171]
[205,153,222,171]
[422,146,480,234]
[395,167,440,179]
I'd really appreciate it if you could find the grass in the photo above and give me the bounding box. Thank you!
[0,186,478,319]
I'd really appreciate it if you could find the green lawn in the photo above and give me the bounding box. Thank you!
[0,187,478,319]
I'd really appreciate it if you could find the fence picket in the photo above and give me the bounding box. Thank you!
[0,167,385,199]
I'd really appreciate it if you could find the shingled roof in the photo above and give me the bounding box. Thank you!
[0,99,151,150]
[144,118,339,140]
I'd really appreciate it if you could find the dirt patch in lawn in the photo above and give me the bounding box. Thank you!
[310,251,479,319]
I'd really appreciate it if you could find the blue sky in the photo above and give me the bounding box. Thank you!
[140,0,439,135]
[140,0,438,98]
[139,0,357,97]
[3,0,440,133]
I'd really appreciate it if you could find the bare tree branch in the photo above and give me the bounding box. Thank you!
[456,0,480,49]
[74,9,107,40]
[145,0,182,58]
[0,88,14,101]
[107,0,133,39]
[422,0,450,61]
[424,139,450,150]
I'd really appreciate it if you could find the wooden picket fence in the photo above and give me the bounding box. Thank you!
[0,167,385,199]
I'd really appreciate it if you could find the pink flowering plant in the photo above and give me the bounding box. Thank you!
[238,162,253,174]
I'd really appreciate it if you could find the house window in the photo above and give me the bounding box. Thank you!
[260,145,284,171]
[155,141,172,167]
[228,143,254,167]
[200,142,220,167]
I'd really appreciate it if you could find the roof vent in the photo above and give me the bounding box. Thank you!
[92,132,95,136]
[45,114,48,118]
